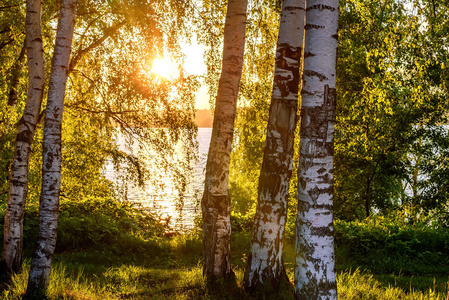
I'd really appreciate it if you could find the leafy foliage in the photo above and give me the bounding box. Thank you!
[0,196,166,258]
[0,0,201,216]
[334,0,449,221]
[335,217,449,275]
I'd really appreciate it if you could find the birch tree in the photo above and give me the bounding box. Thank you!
[295,0,339,298]
[24,0,77,296]
[244,0,305,293]
[201,0,247,287]
[1,0,45,275]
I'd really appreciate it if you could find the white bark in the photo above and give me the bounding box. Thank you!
[244,0,305,292]
[295,0,339,299]
[24,0,76,296]
[1,0,45,275]
[201,0,247,286]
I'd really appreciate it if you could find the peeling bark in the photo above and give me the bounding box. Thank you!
[1,0,45,276]
[244,0,305,293]
[201,0,247,288]
[24,0,77,297]
[295,0,339,298]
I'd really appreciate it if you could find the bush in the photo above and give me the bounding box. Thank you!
[0,196,166,257]
[231,211,254,233]
[335,217,449,275]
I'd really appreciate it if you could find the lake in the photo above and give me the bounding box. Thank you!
[104,128,212,231]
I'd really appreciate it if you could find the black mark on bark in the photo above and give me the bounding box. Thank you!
[303,70,328,81]
[305,24,325,30]
[299,85,337,170]
[310,226,334,236]
[274,44,301,98]
[304,52,316,58]
[307,4,336,12]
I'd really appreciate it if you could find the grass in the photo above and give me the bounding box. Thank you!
[2,262,208,299]
[1,232,447,299]
[338,269,447,300]
[2,262,447,299]
[1,199,448,298]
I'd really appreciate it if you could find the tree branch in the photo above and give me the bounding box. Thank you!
[69,21,126,71]
[0,3,23,10]
[0,38,14,51]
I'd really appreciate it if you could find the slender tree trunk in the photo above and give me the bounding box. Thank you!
[243,0,305,293]
[24,0,77,297]
[365,175,371,218]
[3,43,27,131]
[411,136,422,206]
[8,42,27,107]
[1,0,45,276]
[201,0,247,288]
[295,0,339,298]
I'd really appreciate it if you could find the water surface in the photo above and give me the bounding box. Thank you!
[104,128,212,231]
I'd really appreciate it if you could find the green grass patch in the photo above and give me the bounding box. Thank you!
[338,269,446,300]
[1,198,449,298]
[2,262,447,299]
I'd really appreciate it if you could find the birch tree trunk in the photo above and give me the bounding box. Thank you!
[201,0,247,288]
[295,0,339,298]
[1,0,45,276]
[24,0,77,297]
[243,0,305,293]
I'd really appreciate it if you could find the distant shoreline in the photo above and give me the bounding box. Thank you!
[195,109,213,128]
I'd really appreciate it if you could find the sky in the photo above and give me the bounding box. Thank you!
[149,39,210,110]
[182,40,210,110]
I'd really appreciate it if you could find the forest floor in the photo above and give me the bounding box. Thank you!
[0,233,447,299]
[0,198,448,299]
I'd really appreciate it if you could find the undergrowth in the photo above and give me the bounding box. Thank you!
[1,198,449,298]
[335,217,449,275]
[2,264,446,299]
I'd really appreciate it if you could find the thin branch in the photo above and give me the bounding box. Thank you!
[69,21,126,71]
[0,27,11,35]
[75,12,106,55]
[0,38,14,51]
[0,3,23,10]
[66,104,138,115]
[76,9,99,16]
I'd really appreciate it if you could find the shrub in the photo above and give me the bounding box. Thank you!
[335,217,449,275]
[0,196,166,257]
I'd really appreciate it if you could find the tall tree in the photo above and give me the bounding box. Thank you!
[334,0,449,222]
[201,0,247,288]
[334,0,414,220]
[24,0,77,296]
[1,3,199,272]
[294,0,339,298]
[1,0,45,276]
[224,0,281,216]
[244,0,304,293]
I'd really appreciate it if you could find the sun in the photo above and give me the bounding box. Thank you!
[151,57,179,79]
